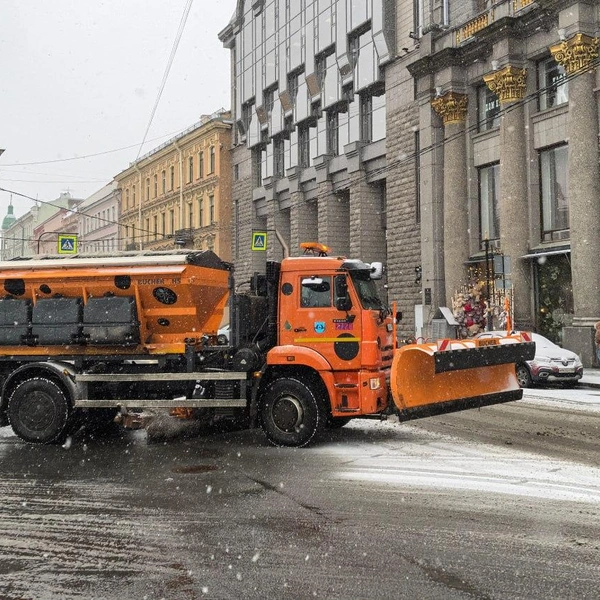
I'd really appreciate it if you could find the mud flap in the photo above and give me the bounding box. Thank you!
[390,334,535,420]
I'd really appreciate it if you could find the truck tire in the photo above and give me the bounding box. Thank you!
[259,378,324,447]
[8,378,72,444]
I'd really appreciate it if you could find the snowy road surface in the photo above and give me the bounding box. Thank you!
[0,387,599,599]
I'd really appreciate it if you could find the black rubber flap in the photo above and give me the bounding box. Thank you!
[434,341,536,374]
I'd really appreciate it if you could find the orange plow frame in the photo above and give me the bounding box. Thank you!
[389,334,536,421]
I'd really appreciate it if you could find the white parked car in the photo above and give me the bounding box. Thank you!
[217,324,230,345]
[475,330,583,388]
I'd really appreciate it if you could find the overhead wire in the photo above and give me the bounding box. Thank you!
[134,0,194,161]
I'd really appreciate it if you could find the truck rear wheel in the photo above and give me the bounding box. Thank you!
[8,378,72,444]
[260,378,324,447]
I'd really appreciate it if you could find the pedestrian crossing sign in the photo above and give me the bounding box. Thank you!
[251,232,267,251]
[58,235,78,254]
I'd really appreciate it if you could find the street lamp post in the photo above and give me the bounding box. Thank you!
[483,238,494,331]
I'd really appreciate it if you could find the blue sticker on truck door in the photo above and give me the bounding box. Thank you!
[314,321,325,333]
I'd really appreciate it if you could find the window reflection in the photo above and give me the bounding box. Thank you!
[538,57,568,111]
[479,163,500,244]
[540,145,569,241]
[477,86,500,132]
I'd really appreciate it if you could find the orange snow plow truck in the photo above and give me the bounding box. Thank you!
[0,244,534,447]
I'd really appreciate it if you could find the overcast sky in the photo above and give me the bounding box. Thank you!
[0,0,236,221]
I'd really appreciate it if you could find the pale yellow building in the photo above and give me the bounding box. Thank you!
[115,110,233,261]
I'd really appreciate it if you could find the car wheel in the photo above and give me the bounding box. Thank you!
[515,363,533,388]
[259,378,324,447]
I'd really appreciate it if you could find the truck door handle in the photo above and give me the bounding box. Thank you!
[294,327,306,332]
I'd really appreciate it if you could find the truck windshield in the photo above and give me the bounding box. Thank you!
[349,271,384,310]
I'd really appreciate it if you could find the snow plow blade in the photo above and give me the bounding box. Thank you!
[390,333,535,421]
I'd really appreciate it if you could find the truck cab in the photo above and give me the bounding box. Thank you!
[258,245,394,444]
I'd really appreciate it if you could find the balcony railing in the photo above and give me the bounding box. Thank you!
[452,0,537,46]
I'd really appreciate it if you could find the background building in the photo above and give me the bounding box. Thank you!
[115,110,233,261]
[220,0,600,363]
[1,192,82,259]
[78,182,120,253]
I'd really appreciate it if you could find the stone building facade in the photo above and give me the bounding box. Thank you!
[78,182,120,253]
[220,0,600,363]
[115,110,233,261]
[409,0,600,363]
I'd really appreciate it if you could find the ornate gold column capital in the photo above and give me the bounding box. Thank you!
[431,92,468,125]
[550,33,599,74]
[483,65,527,104]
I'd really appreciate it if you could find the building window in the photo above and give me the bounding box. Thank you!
[146,178,150,201]
[326,111,339,155]
[188,202,194,228]
[442,0,450,26]
[188,156,194,182]
[253,147,263,187]
[274,136,285,177]
[477,86,500,132]
[234,164,239,180]
[132,185,136,206]
[287,72,299,105]
[199,151,204,178]
[209,195,215,224]
[161,212,166,235]
[169,209,175,233]
[538,57,568,111]
[162,170,166,194]
[540,145,569,242]
[298,123,310,168]
[153,215,158,240]
[360,92,386,143]
[264,87,275,114]
[199,198,204,227]
[153,174,158,197]
[125,188,129,209]
[479,163,500,245]
[145,218,150,242]
[170,165,175,190]
[209,146,216,173]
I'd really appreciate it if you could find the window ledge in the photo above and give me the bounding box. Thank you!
[532,102,569,124]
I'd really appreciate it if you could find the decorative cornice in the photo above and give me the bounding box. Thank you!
[431,92,468,125]
[483,65,527,104]
[550,33,599,75]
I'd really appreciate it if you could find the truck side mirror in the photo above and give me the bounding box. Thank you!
[334,276,352,312]
[395,311,403,322]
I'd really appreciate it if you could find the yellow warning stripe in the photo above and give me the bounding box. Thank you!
[294,337,361,343]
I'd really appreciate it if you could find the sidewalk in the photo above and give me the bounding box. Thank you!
[580,368,600,388]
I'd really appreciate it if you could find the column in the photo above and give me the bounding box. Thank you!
[290,191,318,253]
[349,179,386,264]
[317,180,350,256]
[551,34,600,325]
[484,65,532,329]
[431,92,469,305]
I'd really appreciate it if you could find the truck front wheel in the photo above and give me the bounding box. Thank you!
[260,378,324,447]
[8,378,72,444]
